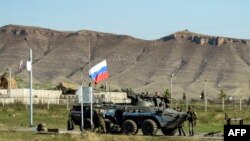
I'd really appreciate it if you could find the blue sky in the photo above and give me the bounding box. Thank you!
[0,0,249,40]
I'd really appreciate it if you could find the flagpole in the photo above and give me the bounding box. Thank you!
[81,85,84,132]
[90,84,93,130]
[88,36,91,67]
[88,37,94,130]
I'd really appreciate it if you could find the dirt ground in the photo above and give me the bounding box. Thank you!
[0,127,223,140]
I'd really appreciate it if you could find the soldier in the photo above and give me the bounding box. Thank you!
[187,106,197,136]
[153,92,158,107]
[96,108,106,133]
[177,106,186,136]
[155,91,158,96]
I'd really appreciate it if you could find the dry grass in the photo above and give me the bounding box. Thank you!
[0,103,249,140]
[0,131,203,141]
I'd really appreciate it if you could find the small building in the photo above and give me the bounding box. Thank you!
[0,89,62,104]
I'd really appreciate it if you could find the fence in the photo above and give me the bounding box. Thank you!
[171,98,250,112]
[1,96,249,112]
[1,89,249,111]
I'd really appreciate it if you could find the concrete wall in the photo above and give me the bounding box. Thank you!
[94,92,130,103]
[0,90,130,105]
[0,89,62,104]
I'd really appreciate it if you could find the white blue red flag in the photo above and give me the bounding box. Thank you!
[89,60,109,84]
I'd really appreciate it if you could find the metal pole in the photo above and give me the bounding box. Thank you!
[88,37,91,69]
[25,38,33,127]
[205,80,207,112]
[81,85,84,132]
[29,48,33,127]
[90,86,93,130]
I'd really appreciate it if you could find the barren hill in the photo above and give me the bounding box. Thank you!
[0,25,250,99]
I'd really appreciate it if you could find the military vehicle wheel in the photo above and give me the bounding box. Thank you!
[67,119,74,131]
[162,128,177,136]
[105,119,121,134]
[122,119,138,135]
[80,118,92,131]
[142,119,158,135]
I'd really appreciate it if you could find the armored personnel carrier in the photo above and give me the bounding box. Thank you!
[68,93,187,136]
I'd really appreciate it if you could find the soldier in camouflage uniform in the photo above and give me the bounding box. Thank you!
[95,108,106,133]
[187,106,197,136]
[177,106,186,136]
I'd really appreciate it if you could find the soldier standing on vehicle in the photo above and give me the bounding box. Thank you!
[187,106,197,136]
[153,91,159,107]
[177,106,186,136]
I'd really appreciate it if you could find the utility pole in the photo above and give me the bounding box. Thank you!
[24,38,33,127]
[29,44,33,127]
[28,45,33,127]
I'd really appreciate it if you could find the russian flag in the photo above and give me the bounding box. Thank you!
[89,60,109,84]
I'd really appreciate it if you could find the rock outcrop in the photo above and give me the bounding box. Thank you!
[161,30,248,47]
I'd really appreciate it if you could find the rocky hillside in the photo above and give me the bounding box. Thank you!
[0,25,250,99]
